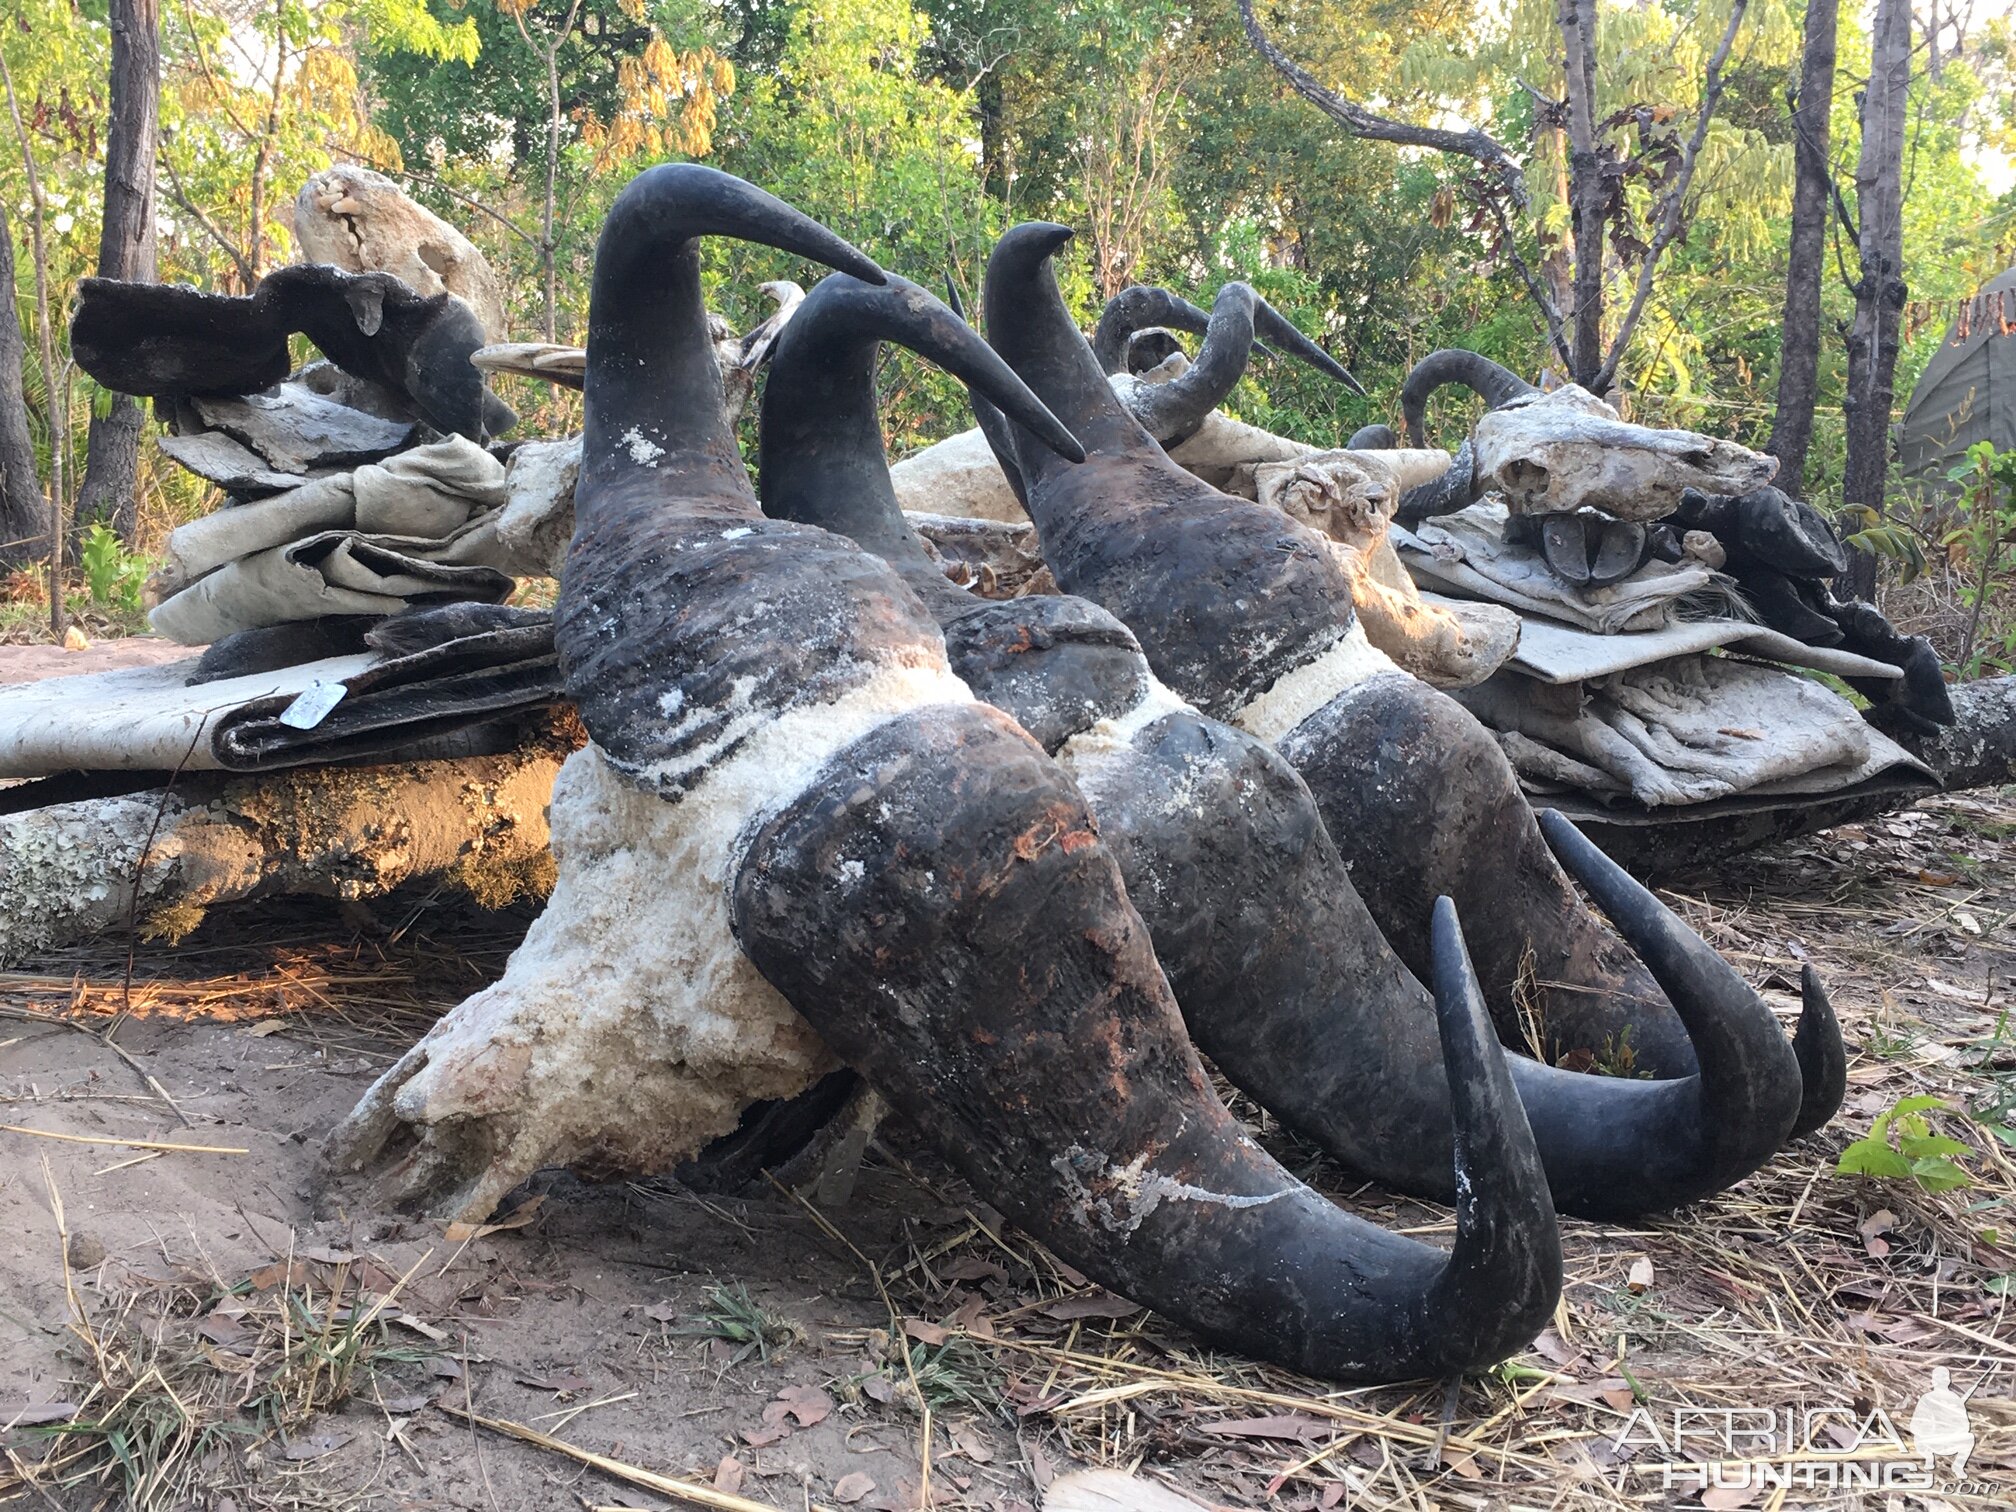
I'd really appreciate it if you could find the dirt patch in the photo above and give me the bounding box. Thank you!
[3,790,2015,1510]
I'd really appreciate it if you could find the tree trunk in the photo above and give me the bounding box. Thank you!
[74,0,159,544]
[0,734,565,969]
[0,201,49,569]
[1559,0,1607,389]
[1840,0,1909,602]
[1766,0,1839,496]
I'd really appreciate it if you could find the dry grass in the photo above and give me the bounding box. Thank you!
[4,794,2016,1509]
[0,890,535,1058]
[779,787,2016,1510]
[2,1178,433,1510]
[1884,559,2016,679]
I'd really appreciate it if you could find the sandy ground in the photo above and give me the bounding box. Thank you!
[2,788,2015,1510]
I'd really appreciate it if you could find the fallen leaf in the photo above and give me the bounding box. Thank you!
[644,1301,681,1323]
[861,1374,895,1404]
[242,1020,288,1038]
[948,1295,996,1339]
[741,1423,792,1448]
[299,1246,354,1265]
[197,1314,251,1347]
[938,1257,1006,1284]
[377,1392,432,1414]
[1700,1487,1759,1509]
[1040,1292,1142,1322]
[1442,1451,1481,1479]
[1956,909,1983,936]
[1626,1257,1655,1294]
[1318,1485,1344,1509]
[0,1402,79,1428]
[834,1473,876,1504]
[714,1456,746,1494]
[246,1260,311,1291]
[773,1384,833,1427]
[443,1194,546,1244]
[1028,1440,1055,1492]
[1530,1328,1578,1366]
[1547,1377,1635,1409]
[904,1318,951,1346]
[1202,1414,1327,1442]
[1918,870,1960,886]
[282,1430,352,1461]
[951,1426,994,1464]
[1860,1209,1897,1260]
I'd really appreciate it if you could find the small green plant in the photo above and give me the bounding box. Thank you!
[1840,503,1927,581]
[845,1332,1005,1417]
[79,522,149,611]
[1836,1094,1975,1193]
[673,1282,803,1365]
[1941,441,2016,677]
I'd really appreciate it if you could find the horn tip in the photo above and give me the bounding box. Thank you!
[1788,965,1848,1138]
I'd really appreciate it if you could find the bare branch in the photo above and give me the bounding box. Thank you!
[1484,195,1574,369]
[1236,0,1528,207]
[1590,0,1750,394]
[158,145,256,286]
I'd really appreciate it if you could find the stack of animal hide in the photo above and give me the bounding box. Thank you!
[1388,504,1934,812]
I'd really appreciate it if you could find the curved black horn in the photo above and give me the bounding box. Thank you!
[760,271,1081,570]
[1394,436,1478,524]
[1093,285,1212,374]
[1534,810,1812,1187]
[1399,349,1538,446]
[943,272,1033,511]
[740,757,1562,1381]
[576,164,884,515]
[1790,965,1848,1139]
[1130,283,1364,445]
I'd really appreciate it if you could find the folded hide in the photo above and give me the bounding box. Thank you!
[149,532,514,644]
[211,621,561,770]
[152,437,511,599]
[0,655,376,775]
[1454,655,1910,807]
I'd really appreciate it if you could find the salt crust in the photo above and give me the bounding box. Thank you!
[1231,621,1402,744]
[334,657,975,1218]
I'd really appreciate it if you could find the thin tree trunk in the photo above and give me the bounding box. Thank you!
[1841,0,1910,602]
[2,50,66,635]
[0,202,50,569]
[74,0,159,545]
[1767,0,1839,496]
[246,0,286,282]
[1559,0,1606,388]
[539,36,561,341]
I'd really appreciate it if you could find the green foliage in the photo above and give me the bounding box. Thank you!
[1836,1094,1976,1193]
[1942,442,2016,677]
[3,0,2014,567]
[78,522,147,610]
[673,1282,803,1365]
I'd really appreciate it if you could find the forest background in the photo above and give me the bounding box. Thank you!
[2,0,2014,657]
